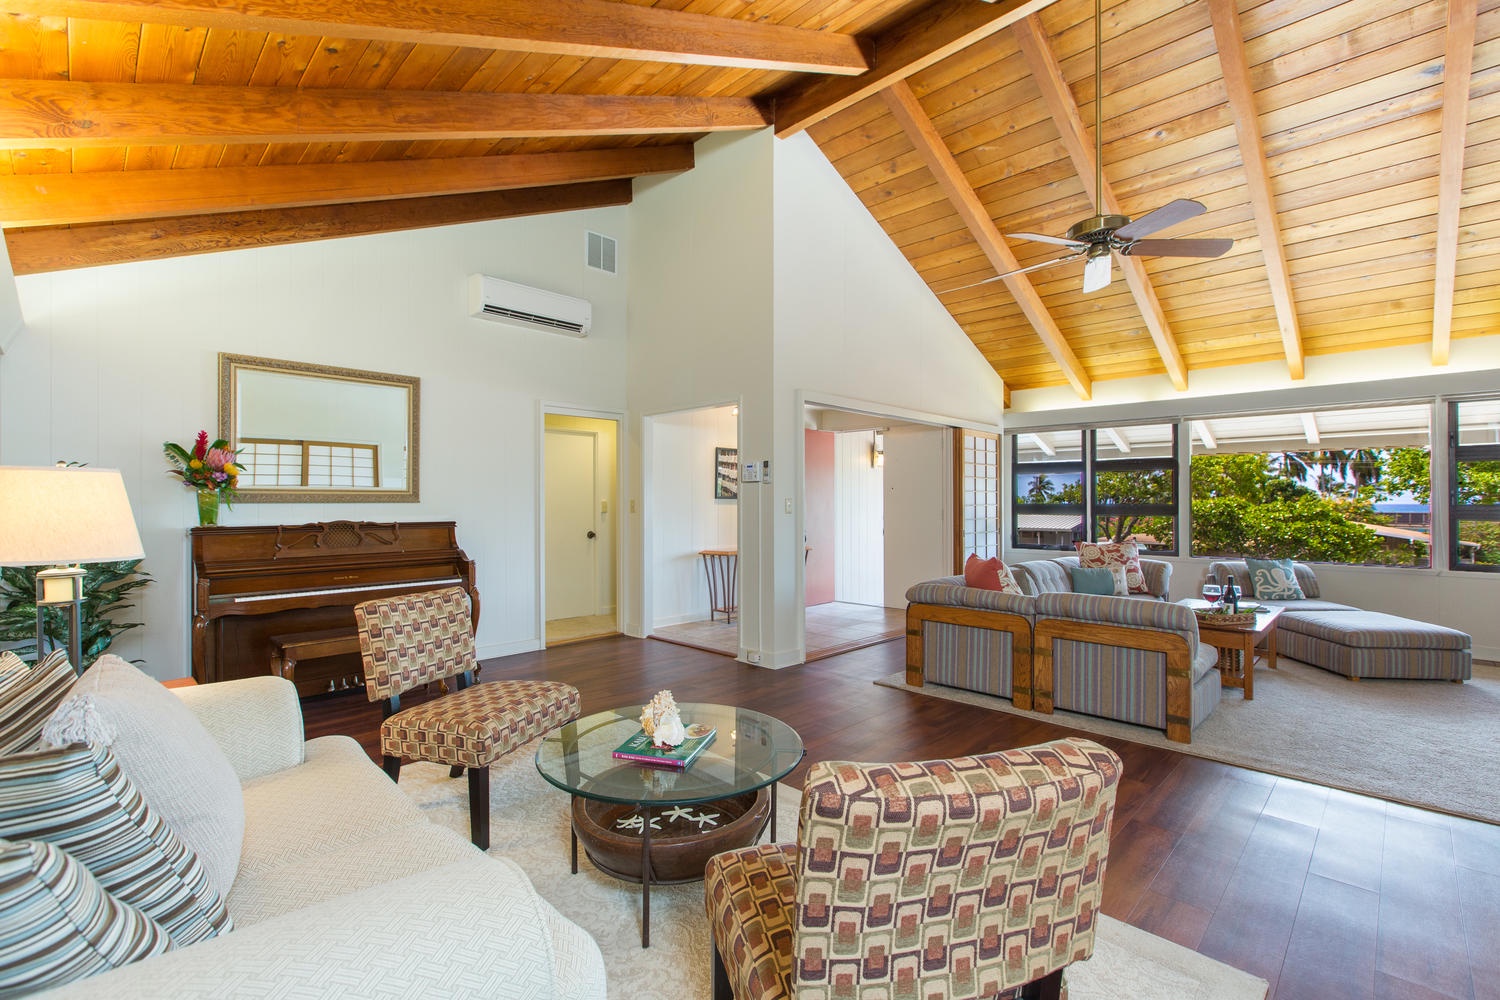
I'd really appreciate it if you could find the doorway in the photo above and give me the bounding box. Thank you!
[543,413,620,647]
[802,406,951,660]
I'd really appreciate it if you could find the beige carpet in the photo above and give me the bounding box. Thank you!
[398,743,1268,1000]
[879,659,1500,824]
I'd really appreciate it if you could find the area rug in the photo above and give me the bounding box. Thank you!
[878,659,1500,824]
[398,746,1268,1000]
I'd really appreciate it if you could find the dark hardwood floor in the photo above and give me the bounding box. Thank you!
[302,635,1499,1000]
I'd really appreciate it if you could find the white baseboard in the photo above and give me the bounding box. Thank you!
[477,637,543,661]
[652,611,720,628]
[741,647,804,669]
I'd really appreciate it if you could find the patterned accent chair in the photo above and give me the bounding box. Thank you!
[704,738,1122,1000]
[354,586,581,850]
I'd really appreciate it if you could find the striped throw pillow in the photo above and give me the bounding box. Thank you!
[0,837,169,994]
[0,743,233,947]
[0,651,28,684]
[0,650,76,755]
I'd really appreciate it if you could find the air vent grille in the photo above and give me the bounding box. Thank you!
[479,304,585,335]
[586,231,617,274]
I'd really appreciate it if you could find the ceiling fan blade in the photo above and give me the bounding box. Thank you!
[1119,237,1234,258]
[1082,253,1113,293]
[1007,232,1088,249]
[941,252,1083,293]
[1113,198,1207,241]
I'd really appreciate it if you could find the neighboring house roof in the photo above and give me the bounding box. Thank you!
[1016,513,1083,532]
[1354,522,1481,552]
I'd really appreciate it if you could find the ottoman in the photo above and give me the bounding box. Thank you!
[1277,609,1472,681]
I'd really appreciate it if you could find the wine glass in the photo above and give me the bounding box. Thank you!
[1201,582,1222,607]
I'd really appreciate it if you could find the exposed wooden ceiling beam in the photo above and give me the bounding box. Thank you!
[881,80,1091,400]
[3,180,632,275]
[0,146,692,227]
[6,0,869,75]
[1013,15,1188,392]
[773,0,1059,139]
[1432,0,1478,366]
[0,80,768,147]
[1207,0,1304,380]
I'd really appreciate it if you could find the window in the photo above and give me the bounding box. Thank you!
[1449,398,1500,571]
[239,438,379,489]
[955,429,1000,567]
[1012,431,1084,550]
[1092,423,1177,554]
[1189,404,1432,567]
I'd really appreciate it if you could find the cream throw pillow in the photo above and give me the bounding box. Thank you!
[42,656,245,900]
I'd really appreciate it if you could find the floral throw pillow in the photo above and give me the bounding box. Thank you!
[1245,558,1304,600]
[963,554,1024,596]
[1075,540,1149,594]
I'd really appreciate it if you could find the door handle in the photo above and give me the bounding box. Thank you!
[586,530,597,539]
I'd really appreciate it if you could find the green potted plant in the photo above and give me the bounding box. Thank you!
[0,560,150,668]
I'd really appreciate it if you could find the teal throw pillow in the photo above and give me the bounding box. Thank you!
[1071,565,1122,596]
[1245,558,1304,600]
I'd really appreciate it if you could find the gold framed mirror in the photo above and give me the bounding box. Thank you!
[217,353,420,503]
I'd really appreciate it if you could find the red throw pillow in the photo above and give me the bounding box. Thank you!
[1074,540,1149,594]
[964,554,1023,595]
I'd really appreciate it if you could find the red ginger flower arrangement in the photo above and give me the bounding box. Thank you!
[164,430,242,504]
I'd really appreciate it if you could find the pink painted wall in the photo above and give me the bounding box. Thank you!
[805,429,836,606]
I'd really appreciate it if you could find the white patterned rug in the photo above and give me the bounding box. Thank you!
[878,659,1500,824]
[398,744,1268,1000]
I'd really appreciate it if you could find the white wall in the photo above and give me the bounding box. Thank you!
[627,131,774,647]
[2,206,631,677]
[648,405,738,626]
[833,430,883,605]
[0,243,23,357]
[770,131,1005,661]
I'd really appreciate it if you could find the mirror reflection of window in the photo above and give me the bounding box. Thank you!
[230,365,410,492]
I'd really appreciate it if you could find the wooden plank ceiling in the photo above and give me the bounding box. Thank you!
[0,0,1492,398]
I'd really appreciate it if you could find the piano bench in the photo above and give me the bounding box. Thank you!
[269,629,364,688]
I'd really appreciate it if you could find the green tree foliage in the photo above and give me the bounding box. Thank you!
[0,561,150,667]
[1023,473,1057,503]
[1186,453,1382,561]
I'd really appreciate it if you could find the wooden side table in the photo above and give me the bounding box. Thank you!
[698,549,738,623]
[1187,602,1282,700]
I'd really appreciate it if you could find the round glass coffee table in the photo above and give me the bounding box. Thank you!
[535,703,803,947]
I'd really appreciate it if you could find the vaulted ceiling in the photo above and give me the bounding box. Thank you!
[0,0,1492,401]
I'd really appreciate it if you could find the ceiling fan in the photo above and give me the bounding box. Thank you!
[959,0,1233,295]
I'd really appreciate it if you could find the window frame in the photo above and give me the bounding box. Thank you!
[1448,398,1500,573]
[1010,430,1086,551]
[1090,424,1179,556]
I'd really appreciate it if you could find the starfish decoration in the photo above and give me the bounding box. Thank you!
[615,814,662,832]
[689,811,721,829]
[662,806,697,823]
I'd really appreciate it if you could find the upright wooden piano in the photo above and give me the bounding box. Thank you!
[190,521,479,695]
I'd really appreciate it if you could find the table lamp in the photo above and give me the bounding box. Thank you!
[0,466,145,673]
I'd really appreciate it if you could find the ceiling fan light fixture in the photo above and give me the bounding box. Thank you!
[1083,253,1113,293]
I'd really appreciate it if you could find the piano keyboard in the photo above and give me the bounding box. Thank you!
[227,577,463,603]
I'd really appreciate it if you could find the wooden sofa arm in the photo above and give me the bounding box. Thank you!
[1031,618,1196,743]
[905,603,1036,709]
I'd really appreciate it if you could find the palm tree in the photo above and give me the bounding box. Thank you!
[1024,473,1057,503]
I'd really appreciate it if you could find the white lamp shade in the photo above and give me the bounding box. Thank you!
[0,466,145,565]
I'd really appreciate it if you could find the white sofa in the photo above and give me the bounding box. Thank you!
[37,675,606,999]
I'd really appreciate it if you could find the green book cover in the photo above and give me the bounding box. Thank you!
[612,725,717,769]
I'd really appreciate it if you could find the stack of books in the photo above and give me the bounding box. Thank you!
[612,724,717,770]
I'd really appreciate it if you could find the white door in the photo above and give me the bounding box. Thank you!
[882,428,951,608]
[545,429,599,621]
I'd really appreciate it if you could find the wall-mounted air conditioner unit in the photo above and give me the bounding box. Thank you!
[467,275,592,338]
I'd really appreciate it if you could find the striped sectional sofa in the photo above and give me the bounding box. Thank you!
[906,556,1222,743]
[1207,560,1472,682]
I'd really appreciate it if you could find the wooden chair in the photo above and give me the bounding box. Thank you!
[704,738,1122,1000]
[354,586,580,850]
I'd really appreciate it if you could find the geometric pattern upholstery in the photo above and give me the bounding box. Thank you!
[381,679,582,770]
[706,738,1122,1000]
[355,587,482,701]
